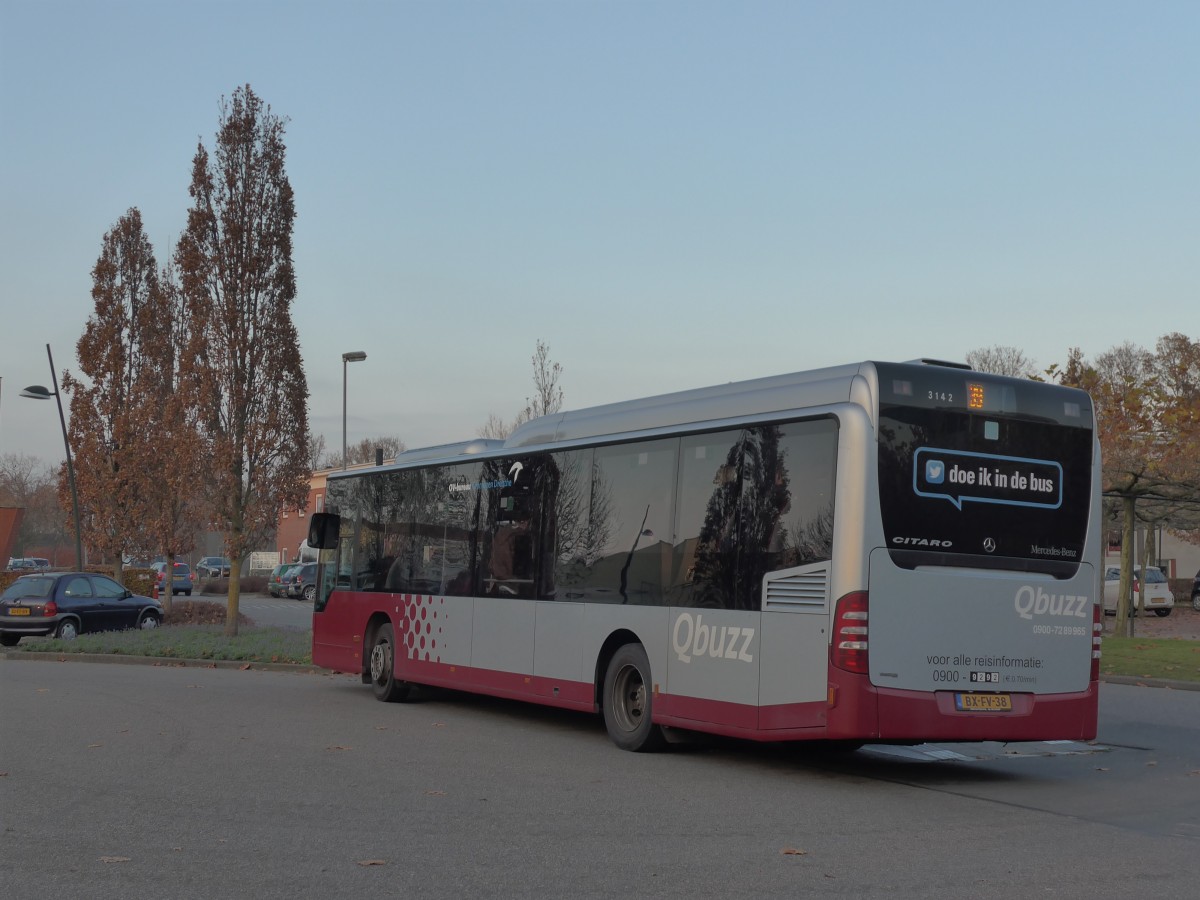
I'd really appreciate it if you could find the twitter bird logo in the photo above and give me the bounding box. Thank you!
[925,460,945,484]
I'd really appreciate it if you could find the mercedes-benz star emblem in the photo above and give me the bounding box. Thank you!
[983,538,997,553]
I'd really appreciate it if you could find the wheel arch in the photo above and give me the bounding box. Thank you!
[593,628,644,710]
[360,611,394,683]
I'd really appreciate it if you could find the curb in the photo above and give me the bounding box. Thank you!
[0,650,325,674]
[2,650,1197,691]
[1099,674,1200,692]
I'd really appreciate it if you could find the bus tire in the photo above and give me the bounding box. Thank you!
[369,624,412,702]
[603,643,666,752]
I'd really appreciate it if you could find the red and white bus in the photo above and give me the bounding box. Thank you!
[309,359,1102,751]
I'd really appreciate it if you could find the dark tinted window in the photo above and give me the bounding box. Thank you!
[579,439,676,605]
[2,577,54,600]
[877,401,1092,575]
[63,576,93,597]
[542,449,593,600]
[671,420,837,611]
[671,429,743,608]
[92,576,126,599]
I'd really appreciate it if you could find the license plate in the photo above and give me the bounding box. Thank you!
[7,607,31,616]
[954,693,1012,712]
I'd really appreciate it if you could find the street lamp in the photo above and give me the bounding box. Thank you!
[341,351,367,470]
[21,344,84,568]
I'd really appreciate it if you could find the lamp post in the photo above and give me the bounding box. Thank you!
[341,351,367,470]
[21,344,84,568]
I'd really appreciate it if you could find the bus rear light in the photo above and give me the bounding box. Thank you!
[831,591,869,674]
[1091,602,1102,681]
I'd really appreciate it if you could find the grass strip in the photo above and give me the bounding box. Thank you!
[9,624,313,665]
[1100,636,1200,683]
[9,626,1199,684]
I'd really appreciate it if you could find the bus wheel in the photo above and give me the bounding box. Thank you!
[603,643,666,752]
[369,624,412,702]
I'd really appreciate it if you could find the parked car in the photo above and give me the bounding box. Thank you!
[0,572,163,645]
[6,557,49,572]
[151,561,194,596]
[286,563,318,602]
[267,563,300,598]
[1102,565,1174,617]
[196,556,232,578]
[1192,568,1200,612]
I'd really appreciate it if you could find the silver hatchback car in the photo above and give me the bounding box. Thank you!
[1103,565,1174,617]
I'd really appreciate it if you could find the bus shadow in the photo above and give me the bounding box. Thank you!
[398,686,1048,786]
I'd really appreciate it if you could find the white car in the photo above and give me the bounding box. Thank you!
[1103,565,1174,617]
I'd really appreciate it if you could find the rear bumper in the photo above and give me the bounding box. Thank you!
[827,671,1098,742]
[0,615,58,637]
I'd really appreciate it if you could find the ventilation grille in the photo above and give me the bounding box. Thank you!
[763,566,829,612]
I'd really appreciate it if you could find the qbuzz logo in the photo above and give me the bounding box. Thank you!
[1013,585,1089,620]
[672,612,754,664]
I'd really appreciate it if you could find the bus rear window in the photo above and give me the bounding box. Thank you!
[876,400,1092,576]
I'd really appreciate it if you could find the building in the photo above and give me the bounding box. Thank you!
[277,460,396,564]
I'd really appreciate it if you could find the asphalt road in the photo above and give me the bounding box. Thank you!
[1,660,1198,899]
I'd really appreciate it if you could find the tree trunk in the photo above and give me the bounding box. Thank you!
[162,553,174,615]
[1139,526,1154,615]
[225,556,241,637]
[1115,496,1136,638]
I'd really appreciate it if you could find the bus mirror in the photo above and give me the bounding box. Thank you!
[308,512,340,549]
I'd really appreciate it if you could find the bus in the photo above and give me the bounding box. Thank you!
[308,359,1102,751]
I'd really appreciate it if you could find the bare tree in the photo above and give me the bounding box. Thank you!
[324,435,406,469]
[477,339,565,439]
[965,345,1038,379]
[525,339,564,420]
[61,208,172,578]
[308,433,327,472]
[176,85,311,635]
[0,454,58,558]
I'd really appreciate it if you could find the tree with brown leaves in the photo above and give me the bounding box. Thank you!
[175,85,310,635]
[1057,336,1200,636]
[62,209,172,579]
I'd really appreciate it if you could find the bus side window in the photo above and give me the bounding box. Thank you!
[672,429,744,609]
[584,439,676,606]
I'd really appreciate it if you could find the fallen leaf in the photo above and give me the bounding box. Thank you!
[99,856,130,863]
[1146,761,1158,767]
[781,847,807,856]
[357,859,387,867]
[425,790,446,797]
[327,746,353,752]
[88,743,103,749]
[1095,767,1110,772]
[239,664,252,671]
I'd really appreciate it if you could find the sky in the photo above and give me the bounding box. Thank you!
[1,0,1197,468]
